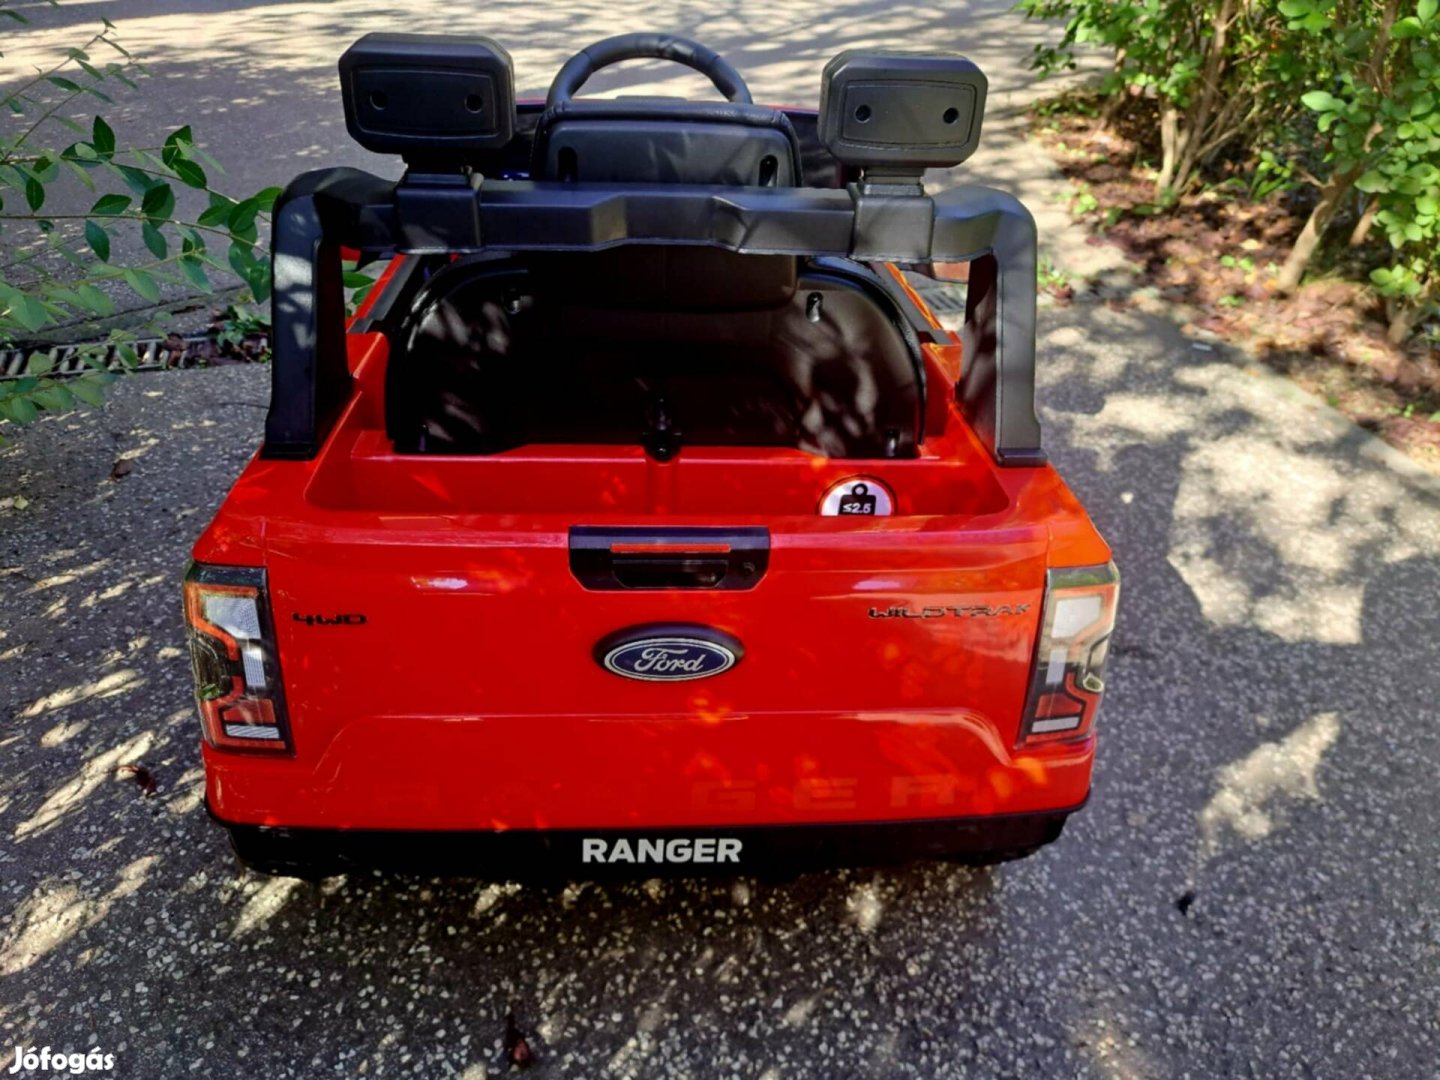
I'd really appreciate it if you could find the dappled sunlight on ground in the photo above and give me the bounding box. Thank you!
[1046,303,1440,649]
[1198,711,1341,859]
[0,856,155,976]
[15,730,155,839]
[230,877,304,937]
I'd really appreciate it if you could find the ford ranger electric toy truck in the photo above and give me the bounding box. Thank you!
[185,32,1119,877]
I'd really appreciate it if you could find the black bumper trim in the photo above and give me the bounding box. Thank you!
[209,799,1086,879]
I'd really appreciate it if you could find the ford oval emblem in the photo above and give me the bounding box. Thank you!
[597,625,742,682]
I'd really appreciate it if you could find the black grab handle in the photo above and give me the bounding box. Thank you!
[569,527,770,591]
[546,33,753,107]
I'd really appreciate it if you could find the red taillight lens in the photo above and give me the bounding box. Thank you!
[1019,563,1120,745]
[183,564,291,753]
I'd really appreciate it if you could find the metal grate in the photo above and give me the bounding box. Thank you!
[0,334,269,379]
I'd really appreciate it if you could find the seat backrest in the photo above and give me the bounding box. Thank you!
[386,248,922,458]
[532,99,802,186]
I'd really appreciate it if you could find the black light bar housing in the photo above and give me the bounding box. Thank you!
[338,33,515,159]
[818,52,987,173]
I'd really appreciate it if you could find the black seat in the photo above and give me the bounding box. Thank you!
[385,248,923,459]
[529,32,801,186]
[533,99,802,186]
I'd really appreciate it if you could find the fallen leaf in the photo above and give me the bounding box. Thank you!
[110,458,134,481]
[505,1011,536,1070]
[117,763,157,797]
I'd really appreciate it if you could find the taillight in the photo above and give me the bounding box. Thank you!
[183,563,291,753]
[1019,562,1120,745]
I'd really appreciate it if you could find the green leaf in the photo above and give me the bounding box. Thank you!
[31,155,60,183]
[140,182,175,221]
[228,241,255,279]
[1420,0,1437,22]
[111,164,154,197]
[179,255,210,292]
[67,376,110,407]
[1355,170,1389,193]
[122,267,160,302]
[253,186,282,214]
[343,271,376,289]
[197,195,234,227]
[190,144,224,174]
[46,287,83,310]
[161,124,194,167]
[23,175,44,211]
[245,263,271,304]
[142,220,167,259]
[3,293,49,333]
[74,284,114,315]
[26,351,55,375]
[1301,90,1340,112]
[90,192,130,215]
[92,115,114,157]
[47,75,82,92]
[171,158,206,189]
[62,159,96,190]
[227,197,260,242]
[1391,16,1424,38]
[0,397,39,424]
[84,219,110,261]
[30,384,74,412]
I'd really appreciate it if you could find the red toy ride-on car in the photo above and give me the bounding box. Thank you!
[185,32,1119,877]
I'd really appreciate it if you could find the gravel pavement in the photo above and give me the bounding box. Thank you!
[4,2,1440,1078]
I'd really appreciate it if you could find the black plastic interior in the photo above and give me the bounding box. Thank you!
[385,247,924,459]
[533,100,801,186]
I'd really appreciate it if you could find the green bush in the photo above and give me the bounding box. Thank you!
[0,2,275,430]
[1020,0,1440,342]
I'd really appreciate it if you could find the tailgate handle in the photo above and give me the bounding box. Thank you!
[569,527,770,591]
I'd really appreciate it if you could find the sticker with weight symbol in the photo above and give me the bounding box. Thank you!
[818,477,894,516]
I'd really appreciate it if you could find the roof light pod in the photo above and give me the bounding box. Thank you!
[183,564,292,753]
[1019,563,1120,745]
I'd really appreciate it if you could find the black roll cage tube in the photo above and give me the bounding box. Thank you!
[262,168,1043,467]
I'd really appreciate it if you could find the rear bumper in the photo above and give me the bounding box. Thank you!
[211,799,1085,878]
[203,710,1096,831]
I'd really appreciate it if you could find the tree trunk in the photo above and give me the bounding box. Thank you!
[1349,196,1378,246]
[1387,288,1434,344]
[1155,0,1239,197]
[1099,50,1129,130]
[1277,163,1362,291]
[1157,107,1182,193]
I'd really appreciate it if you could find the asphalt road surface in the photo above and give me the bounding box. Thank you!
[4,2,1440,1078]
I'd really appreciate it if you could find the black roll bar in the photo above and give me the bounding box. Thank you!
[262,171,1041,466]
